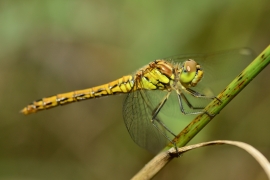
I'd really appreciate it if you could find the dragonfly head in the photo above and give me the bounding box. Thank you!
[179,59,204,87]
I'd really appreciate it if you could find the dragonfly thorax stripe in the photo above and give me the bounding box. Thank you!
[134,60,175,91]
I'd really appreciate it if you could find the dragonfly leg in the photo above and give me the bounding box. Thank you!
[214,96,222,104]
[186,88,222,104]
[152,118,177,137]
[178,91,217,117]
[180,93,205,109]
[186,88,222,116]
[152,92,170,118]
[152,92,176,137]
[151,92,180,155]
[177,92,205,115]
[178,92,219,117]
[185,88,215,99]
[151,120,179,156]
[204,110,216,118]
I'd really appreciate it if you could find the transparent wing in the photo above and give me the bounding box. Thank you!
[123,82,169,153]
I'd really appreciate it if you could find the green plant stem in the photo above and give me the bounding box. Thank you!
[164,45,270,150]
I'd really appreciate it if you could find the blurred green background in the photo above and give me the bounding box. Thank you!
[0,0,269,179]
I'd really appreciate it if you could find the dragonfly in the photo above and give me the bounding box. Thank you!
[21,48,252,153]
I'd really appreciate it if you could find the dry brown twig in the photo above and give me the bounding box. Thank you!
[131,140,270,180]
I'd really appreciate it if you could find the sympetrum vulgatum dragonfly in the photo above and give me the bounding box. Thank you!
[21,48,252,153]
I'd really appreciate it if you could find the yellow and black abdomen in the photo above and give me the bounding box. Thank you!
[21,75,134,115]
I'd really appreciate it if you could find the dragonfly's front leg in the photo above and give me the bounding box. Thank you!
[177,89,218,117]
[185,88,222,103]
[177,92,205,115]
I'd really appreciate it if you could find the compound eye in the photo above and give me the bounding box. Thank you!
[184,59,197,73]
[180,60,196,82]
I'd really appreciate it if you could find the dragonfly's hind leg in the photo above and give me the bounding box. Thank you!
[151,92,180,155]
[152,92,176,137]
[151,119,180,156]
